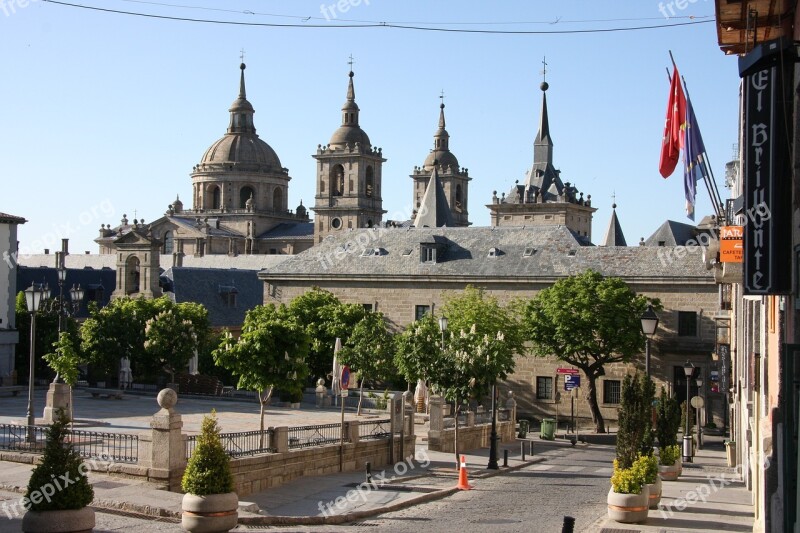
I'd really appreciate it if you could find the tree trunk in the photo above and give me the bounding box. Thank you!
[259,387,274,448]
[357,378,365,416]
[586,376,606,433]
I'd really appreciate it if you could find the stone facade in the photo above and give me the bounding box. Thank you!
[0,213,24,385]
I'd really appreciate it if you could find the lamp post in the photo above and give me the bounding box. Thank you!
[640,305,659,381]
[695,376,704,449]
[24,283,47,443]
[682,360,694,463]
[487,382,499,469]
[438,316,448,351]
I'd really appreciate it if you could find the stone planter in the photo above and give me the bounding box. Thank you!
[646,476,662,509]
[658,460,680,481]
[607,486,649,524]
[22,507,95,533]
[675,457,683,477]
[182,492,238,533]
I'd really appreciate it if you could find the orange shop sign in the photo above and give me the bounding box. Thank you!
[720,226,743,263]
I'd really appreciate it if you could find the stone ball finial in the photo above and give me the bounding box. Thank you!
[157,388,178,410]
[540,81,549,92]
[316,378,325,387]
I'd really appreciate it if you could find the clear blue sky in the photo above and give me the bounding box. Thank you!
[1,0,740,255]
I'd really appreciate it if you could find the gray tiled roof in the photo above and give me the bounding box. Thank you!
[644,220,699,247]
[17,254,290,271]
[0,212,26,224]
[162,267,263,328]
[602,208,627,247]
[260,225,712,281]
[257,222,314,240]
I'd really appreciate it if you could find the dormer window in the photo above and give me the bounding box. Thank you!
[488,247,503,258]
[219,285,238,308]
[422,245,437,263]
[523,247,536,257]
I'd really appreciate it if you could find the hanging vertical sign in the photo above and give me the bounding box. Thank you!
[740,38,793,295]
[717,343,730,393]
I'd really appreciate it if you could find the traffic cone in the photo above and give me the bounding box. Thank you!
[455,455,473,490]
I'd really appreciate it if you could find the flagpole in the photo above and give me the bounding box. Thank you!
[681,76,726,222]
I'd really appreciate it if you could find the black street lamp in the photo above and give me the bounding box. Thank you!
[696,376,704,449]
[24,283,47,442]
[682,360,694,463]
[487,383,499,470]
[640,305,659,381]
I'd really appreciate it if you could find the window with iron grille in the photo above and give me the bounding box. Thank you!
[678,311,698,337]
[603,380,621,404]
[415,305,431,321]
[536,376,553,400]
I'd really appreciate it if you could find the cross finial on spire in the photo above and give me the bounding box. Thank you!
[611,190,617,209]
[240,48,245,63]
[541,56,548,83]
[440,90,445,104]
[348,54,354,71]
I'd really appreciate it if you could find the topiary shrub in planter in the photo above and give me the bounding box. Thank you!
[22,410,95,533]
[637,453,661,509]
[608,459,649,524]
[658,444,681,481]
[181,411,238,533]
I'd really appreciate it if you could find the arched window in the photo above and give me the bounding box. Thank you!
[163,231,174,254]
[273,187,283,211]
[240,186,255,209]
[124,256,140,295]
[365,166,374,198]
[330,165,344,196]
[209,185,221,210]
[455,184,463,212]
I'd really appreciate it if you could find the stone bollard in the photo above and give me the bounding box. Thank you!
[466,411,475,428]
[42,382,71,424]
[429,395,444,432]
[137,388,185,491]
[505,391,517,425]
[315,378,327,408]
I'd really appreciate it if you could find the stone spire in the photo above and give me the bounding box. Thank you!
[413,164,453,228]
[341,70,360,127]
[228,63,256,134]
[601,203,627,246]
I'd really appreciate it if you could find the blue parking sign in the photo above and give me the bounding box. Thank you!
[565,374,580,391]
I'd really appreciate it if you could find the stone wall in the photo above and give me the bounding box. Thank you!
[427,420,515,453]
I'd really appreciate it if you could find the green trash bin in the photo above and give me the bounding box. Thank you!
[517,419,529,438]
[540,418,556,440]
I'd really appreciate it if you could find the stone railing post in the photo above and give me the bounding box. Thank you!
[429,395,444,432]
[466,410,476,427]
[273,426,289,453]
[402,391,415,437]
[138,389,185,491]
[346,421,360,444]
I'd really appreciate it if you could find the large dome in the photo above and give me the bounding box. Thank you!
[200,133,282,170]
[329,126,371,148]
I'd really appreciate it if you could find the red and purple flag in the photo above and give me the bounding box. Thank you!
[659,66,686,178]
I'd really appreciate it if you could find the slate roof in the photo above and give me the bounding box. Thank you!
[257,222,314,240]
[16,266,116,318]
[162,267,263,328]
[17,253,290,271]
[260,225,712,282]
[644,220,701,247]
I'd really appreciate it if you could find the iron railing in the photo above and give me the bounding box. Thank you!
[185,429,275,459]
[358,419,391,440]
[0,424,138,463]
[288,422,343,449]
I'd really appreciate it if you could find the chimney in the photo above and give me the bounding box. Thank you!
[44,249,49,255]
[61,238,69,256]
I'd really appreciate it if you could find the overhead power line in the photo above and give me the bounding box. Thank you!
[42,0,714,34]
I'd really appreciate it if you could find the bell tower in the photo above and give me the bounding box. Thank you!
[313,67,386,243]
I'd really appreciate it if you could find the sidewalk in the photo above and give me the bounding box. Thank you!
[588,434,755,533]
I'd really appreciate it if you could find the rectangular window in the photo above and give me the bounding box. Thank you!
[415,305,431,321]
[362,303,373,312]
[536,376,553,400]
[603,380,621,404]
[678,311,698,337]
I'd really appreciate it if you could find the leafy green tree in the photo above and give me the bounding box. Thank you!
[522,270,659,433]
[181,411,234,496]
[143,309,197,384]
[288,287,366,384]
[79,297,150,380]
[656,386,682,450]
[213,304,309,434]
[44,331,83,387]
[394,313,443,388]
[15,291,62,383]
[338,312,395,415]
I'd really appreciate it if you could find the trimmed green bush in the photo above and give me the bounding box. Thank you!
[635,453,659,484]
[25,410,94,511]
[658,444,680,466]
[655,387,681,448]
[181,411,234,496]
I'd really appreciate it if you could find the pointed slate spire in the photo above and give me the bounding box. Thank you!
[601,203,628,246]
[341,70,360,126]
[228,63,256,134]
[533,81,553,165]
[414,163,454,228]
[434,103,449,151]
